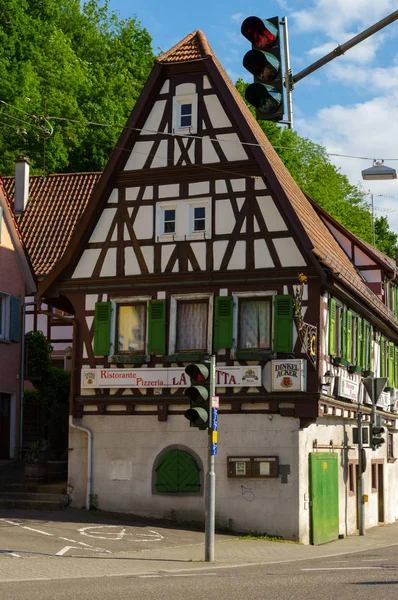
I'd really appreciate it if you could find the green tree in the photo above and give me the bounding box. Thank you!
[375,216,398,258]
[235,79,396,257]
[0,0,155,174]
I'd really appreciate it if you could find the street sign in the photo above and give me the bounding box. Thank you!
[211,407,218,455]
[362,377,388,404]
[211,395,219,408]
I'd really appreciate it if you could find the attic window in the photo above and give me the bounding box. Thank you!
[173,93,198,134]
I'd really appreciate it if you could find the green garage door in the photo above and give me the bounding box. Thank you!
[309,452,339,545]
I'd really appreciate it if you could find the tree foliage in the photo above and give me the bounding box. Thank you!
[0,0,155,174]
[235,79,397,257]
[25,331,70,459]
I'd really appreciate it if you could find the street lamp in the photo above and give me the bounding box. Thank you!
[362,160,397,181]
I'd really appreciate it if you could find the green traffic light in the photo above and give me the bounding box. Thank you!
[245,83,282,116]
[184,361,211,430]
[243,49,279,82]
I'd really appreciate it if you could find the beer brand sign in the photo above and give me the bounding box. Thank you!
[271,360,305,392]
[81,366,262,389]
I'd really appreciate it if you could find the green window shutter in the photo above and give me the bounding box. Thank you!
[94,301,112,356]
[361,322,368,369]
[10,296,21,342]
[328,298,336,356]
[388,342,395,387]
[356,317,362,367]
[147,300,166,355]
[156,450,200,493]
[380,336,386,378]
[214,296,233,351]
[367,326,373,371]
[395,346,398,389]
[341,308,347,360]
[273,295,293,353]
[346,311,353,363]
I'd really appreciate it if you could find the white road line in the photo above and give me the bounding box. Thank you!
[140,575,162,578]
[23,527,53,536]
[56,546,77,556]
[302,566,383,571]
[171,573,216,577]
[9,553,21,558]
[60,537,77,543]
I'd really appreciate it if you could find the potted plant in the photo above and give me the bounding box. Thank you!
[24,440,47,483]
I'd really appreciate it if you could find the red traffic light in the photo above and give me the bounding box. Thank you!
[241,16,277,51]
[185,363,209,382]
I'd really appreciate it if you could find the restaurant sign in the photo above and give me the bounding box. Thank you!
[81,366,262,389]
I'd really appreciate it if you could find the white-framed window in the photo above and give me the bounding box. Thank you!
[169,293,213,354]
[232,291,276,356]
[173,93,198,134]
[0,293,9,341]
[156,199,211,242]
[109,296,151,356]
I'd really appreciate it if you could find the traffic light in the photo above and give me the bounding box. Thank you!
[241,15,284,121]
[184,361,211,429]
[371,424,385,450]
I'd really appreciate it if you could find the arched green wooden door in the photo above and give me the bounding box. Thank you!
[155,449,201,493]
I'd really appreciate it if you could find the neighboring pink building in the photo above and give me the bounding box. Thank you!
[0,176,36,459]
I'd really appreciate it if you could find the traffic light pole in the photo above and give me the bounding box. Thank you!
[205,354,216,562]
[292,10,398,85]
[280,17,293,130]
[357,409,365,536]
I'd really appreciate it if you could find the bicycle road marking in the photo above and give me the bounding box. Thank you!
[0,518,111,556]
[78,525,164,542]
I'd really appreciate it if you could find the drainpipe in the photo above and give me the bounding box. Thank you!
[69,416,93,510]
[36,301,92,510]
[19,301,36,458]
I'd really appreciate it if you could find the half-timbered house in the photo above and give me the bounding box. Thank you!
[38,31,398,544]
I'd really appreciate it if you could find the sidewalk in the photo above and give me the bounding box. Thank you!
[0,513,397,583]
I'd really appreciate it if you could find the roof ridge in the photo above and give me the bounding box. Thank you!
[156,29,213,63]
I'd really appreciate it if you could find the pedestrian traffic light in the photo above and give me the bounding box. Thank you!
[241,15,284,121]
[184,361,211,429]
[371,424,385,450]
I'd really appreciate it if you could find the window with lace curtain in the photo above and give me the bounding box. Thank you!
[176,300,208,351]
[238,298,271,350]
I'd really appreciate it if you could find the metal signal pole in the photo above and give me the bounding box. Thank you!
[205,354,217,562]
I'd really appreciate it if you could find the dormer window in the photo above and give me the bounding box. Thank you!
[173,94,198,134]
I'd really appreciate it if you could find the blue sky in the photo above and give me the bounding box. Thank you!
[108,0,398,232]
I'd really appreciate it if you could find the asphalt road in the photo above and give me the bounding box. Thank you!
[0,544,397,600]
[1,509,397,600]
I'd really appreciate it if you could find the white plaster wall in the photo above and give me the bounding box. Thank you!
[141,100,167,135]
[89,208,117,243]
[273,238,306,267]
[298,419,398,545]
[72,249,101,279]
[68,414,301,540]
[203,95,232,129]
[257,196,287,231]
[216,134,248,162]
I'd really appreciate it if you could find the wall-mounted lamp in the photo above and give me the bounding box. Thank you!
[65,346,73,359]
[323,370,334,388]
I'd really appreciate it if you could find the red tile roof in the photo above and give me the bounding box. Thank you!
[156,30,212,63]
[4,172,101,277]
